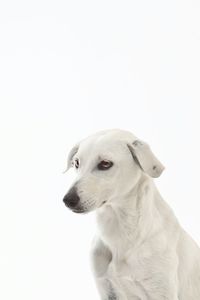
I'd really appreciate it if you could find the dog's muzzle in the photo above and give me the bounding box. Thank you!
[63,186,80,211]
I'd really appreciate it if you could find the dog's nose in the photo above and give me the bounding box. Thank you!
[63,187,80,209]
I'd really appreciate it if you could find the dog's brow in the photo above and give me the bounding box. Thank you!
[97,155,103,161]
[97,155,112,161]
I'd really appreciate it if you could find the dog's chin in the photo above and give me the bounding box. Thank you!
[71,202,106,214]
[71,207,91,214]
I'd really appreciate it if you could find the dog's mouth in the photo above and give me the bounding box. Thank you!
[71,206,90,214]
[99,200,107,208]
[69,200,108,214]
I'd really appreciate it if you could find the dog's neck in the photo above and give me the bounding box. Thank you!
[96,174,162,259]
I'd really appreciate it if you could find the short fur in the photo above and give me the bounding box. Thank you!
[63,129,200,300]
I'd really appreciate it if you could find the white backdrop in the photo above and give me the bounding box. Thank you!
[0,0,200,299]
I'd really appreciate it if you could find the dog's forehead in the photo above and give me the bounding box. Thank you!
[77,129,137,159]
[78,137,121,158]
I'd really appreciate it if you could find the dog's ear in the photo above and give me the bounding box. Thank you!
[127,140,165,178]
[63,143,79,173]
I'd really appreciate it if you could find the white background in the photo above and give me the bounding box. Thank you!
[0,0,200,299]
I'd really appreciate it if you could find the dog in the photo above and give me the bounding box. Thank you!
[63,129,200,299]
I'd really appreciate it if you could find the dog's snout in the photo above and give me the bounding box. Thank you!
[63,187,80,209]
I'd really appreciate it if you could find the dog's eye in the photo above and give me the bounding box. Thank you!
[73,158,80,169]
[97,160,113,171]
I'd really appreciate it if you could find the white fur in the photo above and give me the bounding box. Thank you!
[65,129,200,300]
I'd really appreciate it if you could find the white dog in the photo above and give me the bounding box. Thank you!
[63,129,200,300]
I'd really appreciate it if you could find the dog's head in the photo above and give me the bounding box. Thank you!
[63,129,164,213]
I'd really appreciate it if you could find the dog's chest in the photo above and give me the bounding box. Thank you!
[106,254,153,300]
[96,206,176,299]
[106,245,179,300]
[97,208,150,298]
[96,206,119,241]
[96,205,136,249]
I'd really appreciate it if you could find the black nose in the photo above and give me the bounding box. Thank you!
[63,187,80,209]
